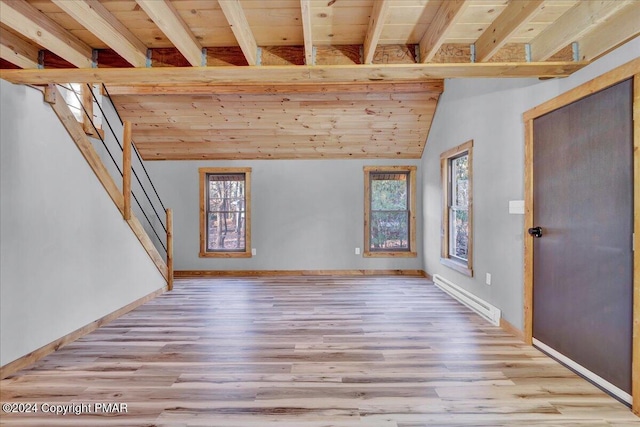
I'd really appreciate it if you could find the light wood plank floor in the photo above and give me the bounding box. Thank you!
[1,276,638,426]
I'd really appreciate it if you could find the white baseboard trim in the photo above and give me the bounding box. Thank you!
[433,274,501,326]
[533,338,632,405]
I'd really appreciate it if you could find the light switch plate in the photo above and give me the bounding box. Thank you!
[509,200,525,214]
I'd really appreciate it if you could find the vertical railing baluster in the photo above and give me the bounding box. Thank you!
[166,208,174,291]
[123,120,132,220]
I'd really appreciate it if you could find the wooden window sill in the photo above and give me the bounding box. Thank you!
[364,251,417,258]
[199,252,252,258]
[440,257,473,277]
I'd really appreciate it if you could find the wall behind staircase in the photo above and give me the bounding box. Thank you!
[0,80,166,367]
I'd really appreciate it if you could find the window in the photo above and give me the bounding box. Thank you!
[61,83,103,138]
[364,166,417,257]
[440,140,473,276]
[199,168,251,258]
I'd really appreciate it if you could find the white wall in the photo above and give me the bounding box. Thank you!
[0,80,167,366]
[146,159,423,271]
[422,38,639,329]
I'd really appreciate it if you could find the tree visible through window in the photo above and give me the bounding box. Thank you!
[364,166,417,257]
[449,154,469,260]
[440,141,473,276]
[370,172,409,250]
[199,168,251,257]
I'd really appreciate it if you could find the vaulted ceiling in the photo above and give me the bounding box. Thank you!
[0,0,638,159]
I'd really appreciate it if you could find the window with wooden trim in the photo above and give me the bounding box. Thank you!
[199,168,251,258]
[364,166,417,258]
[440,141,473,276]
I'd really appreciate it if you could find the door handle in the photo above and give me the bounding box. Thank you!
[528,226,543,238]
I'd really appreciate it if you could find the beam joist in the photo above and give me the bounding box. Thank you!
[135,0,202,67]
[300,0,313,65]
[419,0,469,63]
[0,0,92,68]
[0,62,587,86]
[577,3,640,62]
[529,0,632,62]
[0,26,39,69]
[52,0,148,68]
[475,0,546,63]
[218,0,259,66]
[363,0,391,64]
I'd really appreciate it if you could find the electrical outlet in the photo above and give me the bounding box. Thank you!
[486,273,492,285]
[355,247,361,255]
[251,248,256,256]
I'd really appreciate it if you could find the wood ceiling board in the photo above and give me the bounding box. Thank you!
[240,0,301,9]
[380,24,429,45]
[133,129,426,138]
[446,23,491,43]
[250,26,303,46]
[132,127,426,137]
[104,81,443,95]
[311,5,370,26]
[386,2,440,26]
[139,153,423,161]
[312,25,368,45]
[118,116,433,127]
[118,107,435,118]
[111,90,441,104]
[108,83,437,160]
[133,137,427,147]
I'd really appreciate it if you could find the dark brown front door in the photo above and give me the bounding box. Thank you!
[532,79,633,398]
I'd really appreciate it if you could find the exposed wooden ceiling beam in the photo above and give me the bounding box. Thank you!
[363,0,391,64]
[218,0,259,66]
[475,0,545,63]
[51,0,147,68]
[529,0,632,62]
[0,0,92,68]
[419,0,469,63]
[135,0,202,67]
[577,3,640,62]
[300,0,313,65]
[0,27,39,69]
[0,62,587,85]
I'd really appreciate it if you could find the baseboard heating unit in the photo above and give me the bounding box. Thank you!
[432,274,501,326]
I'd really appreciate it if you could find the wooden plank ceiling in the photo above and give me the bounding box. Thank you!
[0,0,638,160]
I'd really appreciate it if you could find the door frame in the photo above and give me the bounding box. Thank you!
[522,57,640,415]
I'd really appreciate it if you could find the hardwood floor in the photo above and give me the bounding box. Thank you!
[1,276,638,426]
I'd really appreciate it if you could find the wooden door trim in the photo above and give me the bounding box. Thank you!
[633,72,639,416]
[523,58,639,415]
